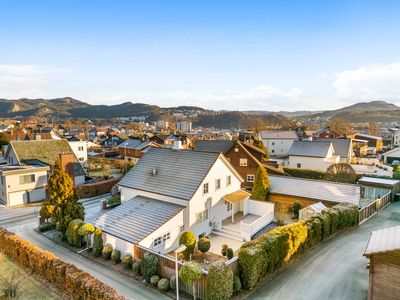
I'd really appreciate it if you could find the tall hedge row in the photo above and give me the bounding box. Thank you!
[0,228,125,300]
[283,167,326,180]
[238,202,359,289]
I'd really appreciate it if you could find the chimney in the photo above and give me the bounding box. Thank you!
[10,129,13,135]
[308,136,313,141]
[173,140,182,150]
[59,153,75,182]
[35,134,41,141]
[153,168,157,175]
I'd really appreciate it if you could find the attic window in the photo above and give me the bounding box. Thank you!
[235,147,239,152]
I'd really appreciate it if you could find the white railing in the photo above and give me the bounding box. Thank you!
[359,192,391,225]
[215,215,222,230]
[241,211,274,241]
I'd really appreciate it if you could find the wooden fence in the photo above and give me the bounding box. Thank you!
[358,191,391,225]
[134,244,239,299]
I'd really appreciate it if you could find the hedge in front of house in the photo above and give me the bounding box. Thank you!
[67,219,84,248]
[93,228,103,257]
[150,275,160,287]
[233,275,242,293]
[107,195,121,207]
[0,228,125,300]
[38,222,56,232]
[132,261,141,274]
[140,253,159,282]
[238,202,359,290]
[111,250,121,263]
[283,167,326,180]
[102,246,113,259]
[206,261,233,300]
[121,254,133,269]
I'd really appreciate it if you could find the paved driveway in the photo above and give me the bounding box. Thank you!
[243,201,400,300]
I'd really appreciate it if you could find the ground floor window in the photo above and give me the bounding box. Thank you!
[153,231,171,248]
[196,209,209,224]
[297,163,301,168]
[247,174,255,182]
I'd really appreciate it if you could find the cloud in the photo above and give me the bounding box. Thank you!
[0,75,46,88]
[333,62,400,100]
[88,94,127,104]
[316,73,328,79]
[0,65,72,76]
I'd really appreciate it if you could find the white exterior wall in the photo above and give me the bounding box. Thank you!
[139,210,185,254]
[261,138,296,156]
[393,130,400,147]
[102,234,135,257]
[288,156,336,171]
[68,141,88,165]
[74,175,85,186]
[6,148,18,165]
[248,200,274,216]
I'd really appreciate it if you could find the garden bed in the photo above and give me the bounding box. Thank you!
[39,229,193,300]
[167,247,228,271]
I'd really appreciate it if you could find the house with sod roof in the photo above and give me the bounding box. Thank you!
[91,147,274,255]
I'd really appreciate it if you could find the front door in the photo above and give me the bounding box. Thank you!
[226,201,232,218]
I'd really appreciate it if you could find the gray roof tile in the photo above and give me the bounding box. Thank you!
[194,140,236,153]
[313,138,352,158]
[288,140,332,158]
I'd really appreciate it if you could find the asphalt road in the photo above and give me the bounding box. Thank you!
[243,201,400,300]
[0,195,170,300]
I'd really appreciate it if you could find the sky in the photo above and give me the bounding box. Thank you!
[1,0,400,112]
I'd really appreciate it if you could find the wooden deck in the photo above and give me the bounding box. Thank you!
[222,212,260,231]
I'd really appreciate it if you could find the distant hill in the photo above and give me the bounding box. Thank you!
[245,110,323,117]
[307,101,399,118]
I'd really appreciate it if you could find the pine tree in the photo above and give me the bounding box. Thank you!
[251,166,270,201]
[47,158,84,239]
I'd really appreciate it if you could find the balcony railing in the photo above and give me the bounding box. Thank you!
[358,192,391,225]
[241,211,274,241]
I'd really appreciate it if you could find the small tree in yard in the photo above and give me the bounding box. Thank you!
[179,231,196,257]
[179,261,203,300]
[326,163,356,184]
[0,132,10,147]
[78,223,95,250]
[39,203,51,222]
[122,162,136,175]
[293,201,302,219]
[46,158,85,239]
[251,166,270,201]
[197,237,210,257]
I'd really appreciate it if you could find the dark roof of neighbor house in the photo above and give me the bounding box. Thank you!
[5,140,86,176]
[312,127,341,135]
[313,138,352,158]
[194,140,236,153]
[288,140,333,158]
[354,133,382,140]
[269,175,360,206]
[118,147,221,200]
[91,195,185,244]
[364,225,400,257]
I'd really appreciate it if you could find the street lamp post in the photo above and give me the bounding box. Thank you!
[174,245,186,300]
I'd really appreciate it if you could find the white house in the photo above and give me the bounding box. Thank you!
[259,131,299,156]
[314,138,353,164]
[91,148,274,255]
[0,165,50,206]
[287,140,340,171]
[382,147,400,165]
[68,140,88,165]
[393,130,400,147]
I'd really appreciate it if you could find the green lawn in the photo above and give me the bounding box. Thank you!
[0,253,61,300]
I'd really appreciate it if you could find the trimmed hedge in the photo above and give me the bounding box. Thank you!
[93,228,103,257]
[158,278,170,291]
[38,223,56,232]
[102,246,113,259]
[283,167,326,180]
[121,254,133,269]
[179,231,196,257]
[238,202,359,289]
[74,177,121,199]
[0,228,125,300]
[107,196,121,207]
[111,250,121,263]
[150,275,160,287]
[206,261,233,300]
[67,219,84,248]
[140,253,159,282]
[132,261,141,274]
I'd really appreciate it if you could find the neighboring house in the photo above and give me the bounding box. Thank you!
[287,140,340,171]
[194,140,287,189]
[33,127,60,139]
[258,131,299,156]
[118,140,161,163]
[0,165,50,206]
[102,133,129,147]
[363,225,400,300]
[4,140,86,185]
[352,134,383,154]
[24,133,53,141]
[312,127,342,138]
[149,134,170,145]
[175,121,192,132]
[68,140,88,165]
[314,137,353,164]
[88,128,105,136]
[92,148,274,255]
[218,131,233,140]
[358,177,400,202]
[267,175,360,209]
[392,129,400,147]
[382,147,400,165]
[352,138,369,157]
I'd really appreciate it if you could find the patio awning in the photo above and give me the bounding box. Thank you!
[222,190,251,204]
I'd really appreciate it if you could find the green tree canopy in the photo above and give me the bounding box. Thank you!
[78,223,95,249]
[179,261,203,300]
[325,163,356,184]
[46,158,84,239]
[251,166,270,201]
[122,162,136,175]
[0,132,10,147]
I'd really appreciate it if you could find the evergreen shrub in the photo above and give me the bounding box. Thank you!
[150,275,160,287]
[102,246,113,259]
[179,231,196,257]
[233,275,242,293]
[121,255,133,269]
[67,219,84,247]
[140,253,159,281]
[158,278,170,291]
[206,261,233,300]
[111,250,121,263]
[170,275,176,290]
[93,228,103,257]
[132,261,141,275]
[38,223,56,232]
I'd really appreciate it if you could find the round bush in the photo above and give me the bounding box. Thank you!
[233,275,242,293]
[140,253,160,281]
[157,278,170,291]
[221,249,226,256]
[150,275,160,287]
[102,246,113,259]
[170,275,176,290]
[38,222,56,232]
[226,248,233,259]
[293,201,302,219]
[121,254,133,269]
[111,250,121,263]
[198,237,211,254]
[132,261,141,274]
[222,244,228,250]
[206,261,233,300]
[179,231,196,257]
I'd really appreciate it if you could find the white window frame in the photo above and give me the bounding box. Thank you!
[203,182,209,195]
[297,163,301,168]
[227,202,232,211]
[226,175,231,187]
[20,174,35,184]
[247,174,255,182]
[235,147,239,152]
[215,178,221,191]
[153,231,171,248]
[240,158,247,166]
[196,209,209,224]
[179,224,185,233]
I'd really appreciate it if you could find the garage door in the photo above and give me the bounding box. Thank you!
[28,188,46,203]
[9,191,27,206]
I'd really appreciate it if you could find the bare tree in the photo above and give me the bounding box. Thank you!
[326,118,354,135]
[368,122,381,136]
[326,163,356,184]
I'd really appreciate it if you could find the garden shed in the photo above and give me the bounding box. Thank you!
[363,225,400,300]
[358,177,400,202]
[299,202,327,220]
